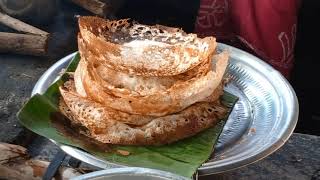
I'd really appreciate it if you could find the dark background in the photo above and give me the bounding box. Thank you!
[115,0,200,32]
[291,1,320,135]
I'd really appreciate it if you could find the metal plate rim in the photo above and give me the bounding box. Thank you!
[70,167,189,180]
[198,43,299,175]
[31,43,298,175]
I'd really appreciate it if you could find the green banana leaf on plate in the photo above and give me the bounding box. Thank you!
[18,53,238,178]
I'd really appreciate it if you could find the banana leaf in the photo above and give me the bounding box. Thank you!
[18,53,238,178]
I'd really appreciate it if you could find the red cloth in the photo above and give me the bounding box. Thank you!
[195,0,300,78]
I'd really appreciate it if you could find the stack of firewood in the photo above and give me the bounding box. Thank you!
[0,12,49,56]
[0,0,123,57]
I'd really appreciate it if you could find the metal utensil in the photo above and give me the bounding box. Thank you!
[32,43,299,175]
[70,167,189,180]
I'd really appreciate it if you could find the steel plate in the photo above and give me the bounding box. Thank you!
[32,43,298,175]
[70,167,189,180]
